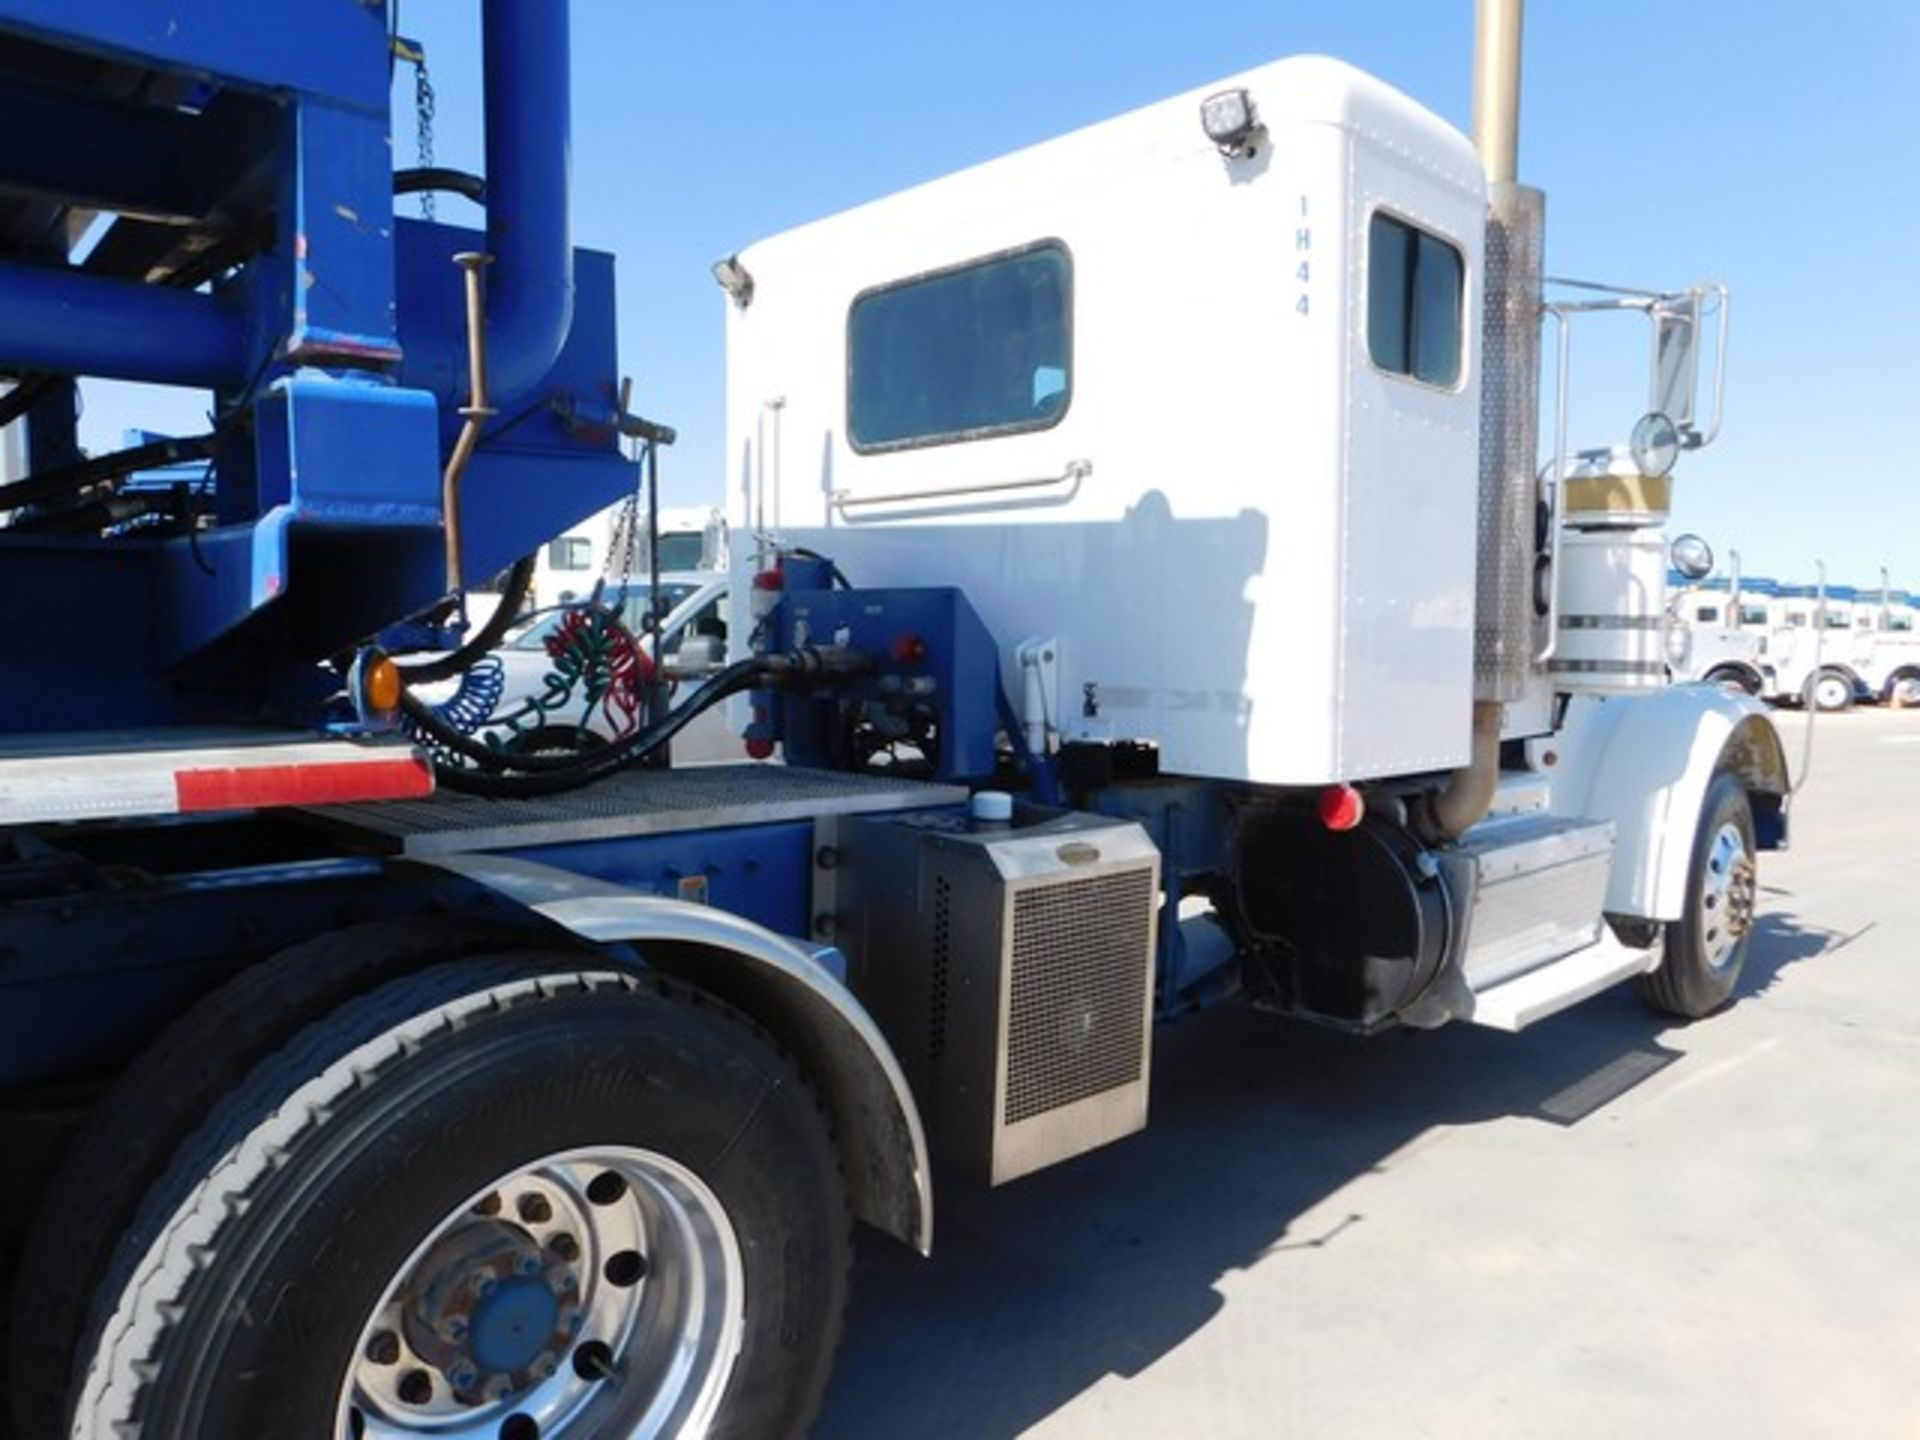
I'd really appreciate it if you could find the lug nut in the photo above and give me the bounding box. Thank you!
[548,1232,580,1262]
[439,1316,469,1344]
[364,1330,401,1365]
[472,1191,503,1217]
[517,1193,554,1225]
[448,1361,479,1392]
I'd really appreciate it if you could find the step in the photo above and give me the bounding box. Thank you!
[1440,812,1616,991]
[1464,927,1661,1032]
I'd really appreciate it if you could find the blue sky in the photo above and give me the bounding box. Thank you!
[84,2,1920,589]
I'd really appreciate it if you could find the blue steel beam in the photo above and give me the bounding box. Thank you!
[0,256,248,387]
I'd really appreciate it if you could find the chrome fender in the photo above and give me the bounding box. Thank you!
[1548,685,1790,923]
[418,852,933,1254]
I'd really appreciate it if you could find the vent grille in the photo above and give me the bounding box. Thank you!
[1004,869,1155,1125]
[929,876,952,1064]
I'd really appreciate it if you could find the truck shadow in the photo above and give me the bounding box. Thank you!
[814,909,1832,1439]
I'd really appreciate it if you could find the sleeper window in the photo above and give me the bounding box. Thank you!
[1367,213,1464,387]
[848,242,1071,451]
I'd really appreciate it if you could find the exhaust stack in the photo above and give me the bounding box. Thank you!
[1426,0,1546,842]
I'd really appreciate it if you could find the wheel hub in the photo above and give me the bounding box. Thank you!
[1699,822,1756,969]
[338,1148,743,1439]
[399,1221,579,1403]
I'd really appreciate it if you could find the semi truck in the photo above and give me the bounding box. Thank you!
[1849,573,1920,707]
[1671,568,1920,711]
[1665,567,1778,697]
[1768,583,1862,711]
[0,3,1791,1437]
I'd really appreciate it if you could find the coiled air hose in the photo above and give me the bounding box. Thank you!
[401,657,773,798]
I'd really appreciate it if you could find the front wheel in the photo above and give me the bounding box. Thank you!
[1806,669,1855,712]
[68,962,849,1440]
[1636,772,1758,1019]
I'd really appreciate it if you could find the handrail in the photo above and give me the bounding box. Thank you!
[831,459,1091,516]
[1693,282,1730,448]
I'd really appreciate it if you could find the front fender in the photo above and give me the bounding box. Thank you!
[416,852,934,1254]
[1549,685,1790,923]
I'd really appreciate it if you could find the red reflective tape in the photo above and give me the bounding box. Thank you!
[174,757,433,812]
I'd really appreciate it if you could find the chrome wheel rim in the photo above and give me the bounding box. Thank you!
[1813,675,1850,710]
[1698,821,1756,971]
[1891,677,1920,708]
[336,1147,744,1439]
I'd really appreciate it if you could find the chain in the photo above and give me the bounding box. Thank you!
[412,49,436,221]
[606,436,648,598]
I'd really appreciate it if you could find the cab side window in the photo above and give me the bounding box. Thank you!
[1367,213,1464,387]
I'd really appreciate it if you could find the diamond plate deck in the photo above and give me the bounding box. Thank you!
[319,764,968,856]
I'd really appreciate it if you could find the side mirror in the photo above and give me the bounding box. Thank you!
[1669,533,1714,581]
[1649,292,1702,435]
[1630,411,1681,478]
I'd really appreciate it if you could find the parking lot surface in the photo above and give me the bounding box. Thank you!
[819,708,1920,1440]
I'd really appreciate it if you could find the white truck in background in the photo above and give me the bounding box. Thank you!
[1852,573,1920,707]
[532,502,728,609]
[1666,560,1776,697]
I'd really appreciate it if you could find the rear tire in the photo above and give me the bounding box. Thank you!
[8,916,528,1440]
[1884,669,1920,708]
[1636,772,1757,1019]
[64,960,848,1440]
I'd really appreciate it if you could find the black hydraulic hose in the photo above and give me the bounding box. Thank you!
[396,553,538,685]
[394,167,488,206]
[0,432,217,513]
[407,658,772,798]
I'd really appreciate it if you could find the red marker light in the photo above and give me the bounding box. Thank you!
[890,633,927,664]
[1317,783,1365,832]
[744,737,775,761]
[751,569,783,592]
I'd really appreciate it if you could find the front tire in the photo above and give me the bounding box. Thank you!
[1636,772,1758,1019]
[1806,669,1855,712]
[67,961,849,1440]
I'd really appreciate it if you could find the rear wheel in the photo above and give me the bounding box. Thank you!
[1884,669,1920,708]
[8,916,527,1440]
[1637,772,1758,1019]
[1806,669,1855,712]
[65,962,849,1440]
